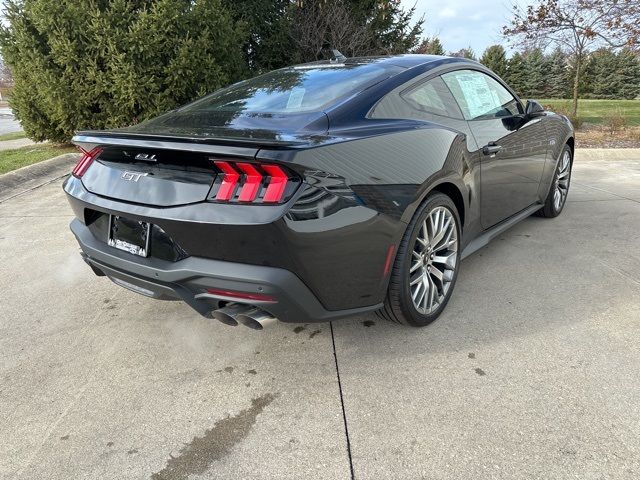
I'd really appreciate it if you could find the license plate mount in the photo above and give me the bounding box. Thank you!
[108,215,151,257]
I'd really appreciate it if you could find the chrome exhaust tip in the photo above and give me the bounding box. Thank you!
[212,303,252,326]
[236,308,278,330]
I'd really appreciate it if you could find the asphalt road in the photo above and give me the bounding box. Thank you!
[1,157,639,479]
[0,107,23,135]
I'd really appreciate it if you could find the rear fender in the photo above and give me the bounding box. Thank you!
[258,125,470,221]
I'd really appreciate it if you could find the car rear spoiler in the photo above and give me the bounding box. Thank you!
[72,131,308,156]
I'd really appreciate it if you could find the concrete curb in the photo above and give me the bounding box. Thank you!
[0,152,80,202]
[575,148,640,161]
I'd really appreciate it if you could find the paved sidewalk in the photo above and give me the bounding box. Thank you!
[0,138,35,151]
[0,153,80,202]
[1,155,639,479]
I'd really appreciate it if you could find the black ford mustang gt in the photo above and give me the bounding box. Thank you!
[64,54,573,329]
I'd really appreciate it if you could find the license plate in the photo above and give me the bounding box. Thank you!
[108,215,151,257]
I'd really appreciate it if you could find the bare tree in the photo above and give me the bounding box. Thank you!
[291,0,373,61]
[503,0,640,115]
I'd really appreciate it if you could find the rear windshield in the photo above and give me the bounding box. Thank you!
[178,63,399,115]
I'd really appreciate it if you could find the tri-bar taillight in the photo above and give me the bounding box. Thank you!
[72,147,103,178]
[209,160,299,204]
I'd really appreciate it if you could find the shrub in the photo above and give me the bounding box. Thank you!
[604,109,627,133]
[0,0,247,143]
[566,113,584,130]
[544,103,583,130]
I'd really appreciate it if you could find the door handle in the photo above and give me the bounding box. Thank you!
[482,143,502,156]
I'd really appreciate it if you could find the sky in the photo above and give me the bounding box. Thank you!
[401,0,518,56]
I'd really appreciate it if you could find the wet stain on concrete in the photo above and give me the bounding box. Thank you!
[474,367,486,376]
[224,367,233,374]
[309,329,321,339]
[151,393,277,480]
[362,320,375,327]
[60,435,69,441]
[247,369,257,375]
[293,326,305,334]
[468,352,476,359]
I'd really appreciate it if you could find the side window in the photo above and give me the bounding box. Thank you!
[442,70,522,120]
[401,76,463,119]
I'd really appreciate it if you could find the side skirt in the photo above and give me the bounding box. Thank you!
[461,203,543,259]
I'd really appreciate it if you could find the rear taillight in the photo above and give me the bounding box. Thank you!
[72,147,103,178]
[209,160,299,204]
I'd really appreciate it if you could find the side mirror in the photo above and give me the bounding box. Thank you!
[525,100,545,118]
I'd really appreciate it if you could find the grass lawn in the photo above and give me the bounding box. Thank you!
[0,131,27,141]
[538,99,640,125]
[0,144,77,175]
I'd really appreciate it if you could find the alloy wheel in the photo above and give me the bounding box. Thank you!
[554,150,571,211]
[409,206,458,315]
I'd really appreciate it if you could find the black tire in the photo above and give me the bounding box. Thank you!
[377,192,462,327]
[537,144,572,218]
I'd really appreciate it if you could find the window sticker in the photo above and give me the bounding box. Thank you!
[286,87,305,109]
[455,73,496,119]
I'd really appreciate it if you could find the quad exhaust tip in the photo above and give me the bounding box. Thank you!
[212,304,277,330]
[236,308,278,330]
[212,303,247,326]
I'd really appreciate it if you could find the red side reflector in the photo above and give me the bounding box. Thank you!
[72,147,102,178]
[206,288,276,303]
[262,164,289,203]
[383,244,396,277]
[214,161,240,201]
[236,163,262,202]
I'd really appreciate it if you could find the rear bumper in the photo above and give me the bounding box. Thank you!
[70,218,381,323]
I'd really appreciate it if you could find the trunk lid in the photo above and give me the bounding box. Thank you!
[79,145,227,207]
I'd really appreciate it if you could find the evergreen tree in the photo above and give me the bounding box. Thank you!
[545,48,570,98]
[505,52,527,98]
[348,0,424,55]
[614,49,640,100]
[565,53,592,99]
[413,37,445,55]
[522,48,548,98]
[221,0,293,72]
[426,38,445,55]
[0,0,246,143]
[586,48,618,98]
[450,47,476,60]
[480,45,508,79]
[580,48,640,99]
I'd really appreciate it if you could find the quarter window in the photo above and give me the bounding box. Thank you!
[401,76,463,119]
[442,70,522,120]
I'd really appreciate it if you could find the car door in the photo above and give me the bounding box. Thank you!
[442,69,548,228]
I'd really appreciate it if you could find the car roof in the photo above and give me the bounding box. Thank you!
[297,54,478,71]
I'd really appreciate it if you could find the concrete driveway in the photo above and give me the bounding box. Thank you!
[1,156,639,480]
